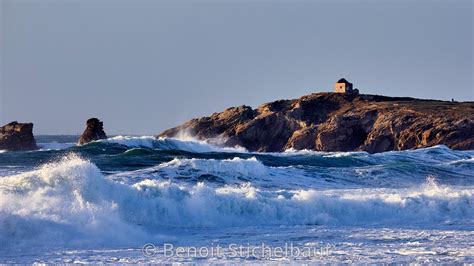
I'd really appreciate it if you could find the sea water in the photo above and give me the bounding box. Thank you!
[0,135,472,263]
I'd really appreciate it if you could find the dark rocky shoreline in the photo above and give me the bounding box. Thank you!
[159,93,474,153]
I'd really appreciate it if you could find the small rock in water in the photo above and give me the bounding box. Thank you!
[77,118,108,145]
[0,121,37,151]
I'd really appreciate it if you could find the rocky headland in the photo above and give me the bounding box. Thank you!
[159,93,474,153]
[77,118,108,145]
[0,121,37,151]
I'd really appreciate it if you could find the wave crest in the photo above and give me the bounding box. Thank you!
[1,155,473,250]
[98,135,247,153]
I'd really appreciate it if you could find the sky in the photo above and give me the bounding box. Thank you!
[1,0,473,135]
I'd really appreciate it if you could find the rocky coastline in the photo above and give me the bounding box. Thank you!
[159,93,474,153]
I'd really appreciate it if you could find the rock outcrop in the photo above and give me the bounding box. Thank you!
[159,93,474,153]
[0,121,37,151]
[77,118,107,145]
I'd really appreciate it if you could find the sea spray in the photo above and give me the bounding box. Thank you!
[1,154,473,251]
[0,137,473,262]
[99,135,247,153]
[0,154,148,249]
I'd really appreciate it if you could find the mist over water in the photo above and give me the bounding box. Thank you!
[0,135,473,263]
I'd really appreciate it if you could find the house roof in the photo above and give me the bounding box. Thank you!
[336,78,351,84]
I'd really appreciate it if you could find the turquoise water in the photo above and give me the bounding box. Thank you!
[0,135,473,263]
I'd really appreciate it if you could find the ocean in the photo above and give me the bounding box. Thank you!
[0,135,473,263]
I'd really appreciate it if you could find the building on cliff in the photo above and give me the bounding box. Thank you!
[334,78,359,94]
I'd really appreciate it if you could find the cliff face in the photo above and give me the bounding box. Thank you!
[0,121,37,151]
[159,93,474,153]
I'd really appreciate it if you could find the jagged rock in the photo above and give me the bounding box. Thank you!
[77,118,107,145]
[0,121,37,151]
[159,93,474,153]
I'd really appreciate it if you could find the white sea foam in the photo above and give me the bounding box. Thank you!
[282,148,366,157]
[102,135,157,148]
[156,137,247,153]
[38,142,75,151]
[1,154,473,251]
[98,135,247,153]
[0,154,148,249]
[160,156,268,178]
[448,156,474,165]
[109,156,320,189]
[138,178,473,227]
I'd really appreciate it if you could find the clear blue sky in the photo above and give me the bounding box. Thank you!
[1,0,473,135]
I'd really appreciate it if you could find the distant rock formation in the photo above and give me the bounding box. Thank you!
[159,93,474,153]
[0,121,37,151]
[77,118,107,145]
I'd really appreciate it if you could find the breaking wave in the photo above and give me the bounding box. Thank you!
[1,154,473,250]
[101,136,247,153]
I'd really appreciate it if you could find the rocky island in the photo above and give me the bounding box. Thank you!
[159,85,474,153]
[0,121,37,151]
[77,118,108,145]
